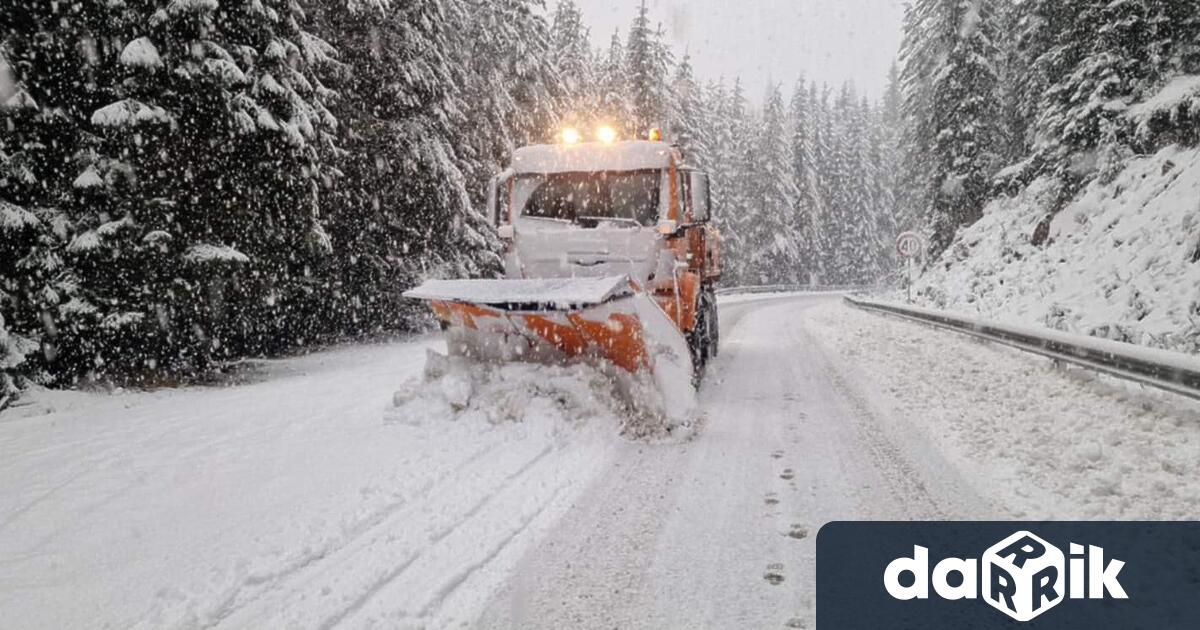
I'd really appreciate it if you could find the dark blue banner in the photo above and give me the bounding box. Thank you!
[818,522,1200,629]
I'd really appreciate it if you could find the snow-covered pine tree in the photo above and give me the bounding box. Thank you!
[859,94,895,282]
[54,0,340,378]
[877,64,907,236]
[670,54,710,168]
[824,83,862,284]
[625,1,673,135]
[709,79,756,285]
[452,0,564,178]
[0,2,104,386]
[550,0,597,123]
[702,79,731,225]
[899,0,1005,255]
[1017,0,1200,184]
[651,24,679,135]
[1034,0,1155,183]
[596,29,633,129]
[305,0,497,336]
[1130,0,1200,147]
[739,84,801,285]
[867,98,901,284]
[1162,1,1200,74]
[0,310,26,404]
[806,82,838,284]
[788,79,817,283]
[993,0,1034,171]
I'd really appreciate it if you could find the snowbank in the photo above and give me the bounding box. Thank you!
[391,350,626,427]
[806,302,1200,520]
[390,350,678,438]
[916,144,1200,354]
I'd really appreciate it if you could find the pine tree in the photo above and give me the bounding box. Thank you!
[306,0,496,336]
[808,82,837,283]
[788,79,817,282]
[710,80,755,285]
[625,1,673,134]
[1,0,344,382]
[878,64,907,237]
[994,0,1034,170]
[551,0,596,122]
[741,84,801,284]
[72,0,340,376]
[1035,0,1154,181]
[0,1,100,385]
[670,54,710,167]
[899,0,1005,255]
[825,83,862,283]
[0,310,23,403]
[597,29,633,129]
[702,79,731,222]
[453,0,564,174]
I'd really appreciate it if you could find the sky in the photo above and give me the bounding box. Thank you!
[574,0,906,101]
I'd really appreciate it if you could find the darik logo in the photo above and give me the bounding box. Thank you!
[884,530,1128,622]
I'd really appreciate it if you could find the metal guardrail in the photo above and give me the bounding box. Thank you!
[844,296,1200,401]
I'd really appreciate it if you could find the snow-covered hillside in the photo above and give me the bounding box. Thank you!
[916,144,1200,354]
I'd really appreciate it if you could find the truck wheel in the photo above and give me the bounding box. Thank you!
[689,302,709,383]
[689,290,718,384]
[705,289,719,359]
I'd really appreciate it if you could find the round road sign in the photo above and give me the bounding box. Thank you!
[896,232,924,259]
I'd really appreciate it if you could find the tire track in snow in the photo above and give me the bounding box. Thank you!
[203,421,603,630]
[138,436,505,630]
[315,444,558,630]
[334,427,617,629]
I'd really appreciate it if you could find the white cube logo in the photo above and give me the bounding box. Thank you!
[982,531,1065,621]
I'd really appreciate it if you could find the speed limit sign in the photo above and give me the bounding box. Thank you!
[896,232,924,259]
[896,231,925,303]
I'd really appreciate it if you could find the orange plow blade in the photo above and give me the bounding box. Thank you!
[404,276,696,422]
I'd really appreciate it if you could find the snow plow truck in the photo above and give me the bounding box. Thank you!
[404,127,721,421]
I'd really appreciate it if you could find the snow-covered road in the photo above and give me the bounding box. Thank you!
[475,296,991,629]
[3,295,1199,629]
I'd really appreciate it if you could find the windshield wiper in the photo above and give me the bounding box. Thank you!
[576,216,643,229]
[520,215,573,225]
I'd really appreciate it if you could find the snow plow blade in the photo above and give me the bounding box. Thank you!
[404,276,696,422]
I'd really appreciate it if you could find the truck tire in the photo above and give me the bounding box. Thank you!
[689,289,718,383]
[705,289,719,359]
[689,307,707,381]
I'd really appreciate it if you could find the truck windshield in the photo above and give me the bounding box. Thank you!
[516,170,661,227]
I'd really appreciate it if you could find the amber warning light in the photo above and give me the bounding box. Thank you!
[560,127,582,145]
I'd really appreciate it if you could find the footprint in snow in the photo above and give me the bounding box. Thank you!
[787,524,809,540]
[771,450,785,459]
[780,469,795,481]
[765,492,780,506]
[764,563,786,585]
[785,618,807,628]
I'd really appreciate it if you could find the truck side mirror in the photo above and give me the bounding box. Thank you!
[689,172,711,222]
[488,171,514,226]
